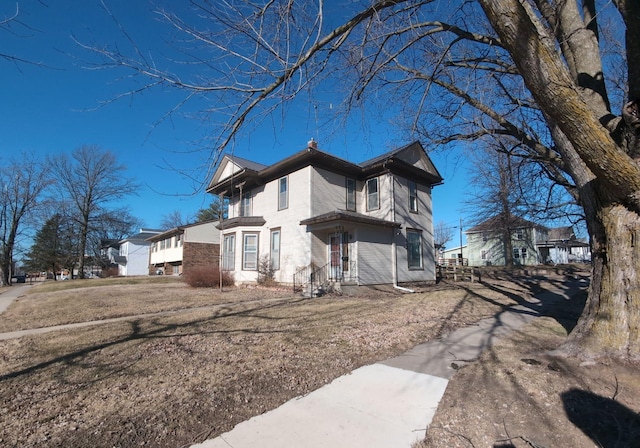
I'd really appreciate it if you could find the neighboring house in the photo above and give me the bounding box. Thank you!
[148,220,221,275]
[537,226,591,264]
[115,229,162,276]
[100,239,121,266]
[466,215,548,266]
[439,245,468,265]
[206,140,444,288]
[466,214,590,267]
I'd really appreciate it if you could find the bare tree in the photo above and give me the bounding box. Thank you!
[0,154,53,285]
[87,1,640,359]
[160,210,188,230]
[464,142,583,265]
[433,221,454,251]
[49,146,139,279]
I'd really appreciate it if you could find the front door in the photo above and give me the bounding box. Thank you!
[329,233,343,280]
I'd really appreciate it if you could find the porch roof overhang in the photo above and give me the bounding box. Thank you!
[216,216,266,230]
[300,210,401,228]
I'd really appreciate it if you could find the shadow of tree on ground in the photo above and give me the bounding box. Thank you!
[562,388,640,448]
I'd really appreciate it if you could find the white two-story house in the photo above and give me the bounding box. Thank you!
[465,214,548,266]
[206,140,443,288]
[115,229,162,276]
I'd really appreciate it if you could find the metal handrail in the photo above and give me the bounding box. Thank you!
[293,262,330,293]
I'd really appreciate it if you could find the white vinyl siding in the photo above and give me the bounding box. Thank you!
[357,227,392,284]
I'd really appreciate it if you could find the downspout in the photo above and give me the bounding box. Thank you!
[385,164,414,293]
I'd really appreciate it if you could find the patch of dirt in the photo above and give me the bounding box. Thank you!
[419,293,640,448]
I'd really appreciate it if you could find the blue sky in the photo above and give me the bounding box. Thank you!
[2,1,469,238]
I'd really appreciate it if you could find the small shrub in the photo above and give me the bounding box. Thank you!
[101,267,119,278]
[257,255,276,286]
[183,266,234,288]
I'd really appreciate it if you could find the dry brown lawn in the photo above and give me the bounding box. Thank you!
[3,270,633,448]
[0,276,522,448]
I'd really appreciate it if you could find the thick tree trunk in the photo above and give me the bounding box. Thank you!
[564,203,640,360]
[478,0,640,361]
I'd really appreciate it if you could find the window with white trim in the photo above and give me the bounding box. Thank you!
[346,178,356,211]
[240,193,251,217]
[278,176,288,210]
[222,234,235,271]
[366,177,379,211]
[270,229,281,271]
[407,230,423,269]
[243,233,259,270]
[409,181,418,212]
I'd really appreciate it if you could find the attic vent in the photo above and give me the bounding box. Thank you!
[308,138,318,149]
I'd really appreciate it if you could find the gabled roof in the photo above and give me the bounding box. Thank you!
[466,214,547,233]
[207,140,443,195]
[119,229,162,244]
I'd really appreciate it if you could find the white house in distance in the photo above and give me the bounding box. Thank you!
[148,220,221,275]
[115,229,162,276]
[206,140,444,289]
[465,215,547,266]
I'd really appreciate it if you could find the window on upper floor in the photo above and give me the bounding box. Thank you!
[407,229,423,269]
[366,177,379,211]
[409,181,418,212]
[346,178,356,211]
[176,234,182,247]
[482,232,489,242]
[278,176,288,210]
[240,192,252,217]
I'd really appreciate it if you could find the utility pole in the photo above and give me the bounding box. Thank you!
[459,218,464,265]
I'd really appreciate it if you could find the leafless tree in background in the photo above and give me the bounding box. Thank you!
[433,221,454,251]
[0,154,53,285]
[49,145,138,279]
[159,210,189,230]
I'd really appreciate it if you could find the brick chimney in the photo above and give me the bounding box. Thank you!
[308,138,318,149]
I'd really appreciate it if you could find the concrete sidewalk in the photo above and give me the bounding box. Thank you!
[192,285,581,448]
[0,284,32,314]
